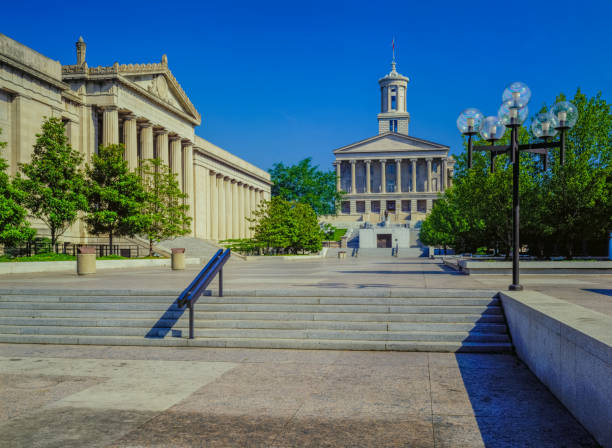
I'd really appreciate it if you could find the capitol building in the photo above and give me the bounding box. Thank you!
[0,33,271,243]
[332,60,454,224]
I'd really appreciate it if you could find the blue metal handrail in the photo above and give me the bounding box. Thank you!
[177,248,231,338]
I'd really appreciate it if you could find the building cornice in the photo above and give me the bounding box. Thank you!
[0,53,68,91]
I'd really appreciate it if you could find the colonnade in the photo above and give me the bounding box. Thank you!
[335,157,453,194]
[204,170,267,241]
[100,105,195,228]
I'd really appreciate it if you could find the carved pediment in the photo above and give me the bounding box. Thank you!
[334,133,448,154]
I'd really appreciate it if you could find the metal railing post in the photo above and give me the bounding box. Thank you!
[189,302,194,339]
[219,268,223,297]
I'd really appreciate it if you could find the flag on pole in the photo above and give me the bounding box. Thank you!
[391,37,396,61]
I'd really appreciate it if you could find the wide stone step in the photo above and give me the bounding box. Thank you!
[0,317,508,333]
[0,334,513,352]
[0,309,505,323]
[0,325,510,342]
[0,295,500,306]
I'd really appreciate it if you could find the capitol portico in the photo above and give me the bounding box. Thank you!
[332,60,453,223]
[0,33,271,243]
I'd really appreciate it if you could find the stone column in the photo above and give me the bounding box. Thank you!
[140,123,154,160]
[232,181,238,238]
[239,183,245,238]
[183,142,194,234]
[102,106,119,146]
[365,199,371,213]
[156,131,169,165]
[170,137,182,190]
[350,160,356,193]
[365,160,371,193]
[426,158,432,193]
[381,160,387,193]
[335,162,341,192]
[441,158,447,191]
[395,159,402,193]
[411,159,417,192]
[218,175,226,241]
[210,172,218,240]
[244,184,250,238]
[225,178,232,239]
[449,169,454,187]
[123,114,138,170]
[410,199,417,214]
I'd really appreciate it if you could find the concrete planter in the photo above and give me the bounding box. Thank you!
[171,248,185,270]
[76,247,96,275]
[458,260,612,275]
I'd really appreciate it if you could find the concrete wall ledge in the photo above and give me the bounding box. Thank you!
[499,290,612,447]
[243,254,323,261]
[0,258,201,275]
[459,260,612,274]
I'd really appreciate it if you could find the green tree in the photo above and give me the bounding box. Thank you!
[248,197,323,254]
[138,158,191,256]
[290,202,323,253]
[269,157,343,215]
[85,144,147,253]
[539,89,611,257]
[0,128,35,246]
[15,117,87,246]
[419,193,467,252]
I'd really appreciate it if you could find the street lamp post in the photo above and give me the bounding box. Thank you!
[457,83,578,291]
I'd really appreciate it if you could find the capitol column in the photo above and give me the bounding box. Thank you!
[350,160,356,193]
[395,159,402,192]
[123,114,138,170]
[381,160,387,193]
[232,181,239,239]
[156,130,169,165]
[183,142,194,234]
[365,160,371,193]
[170,137,182,190]
[102,106,119,146]
[426,158,432,192]
[441,158,447,191]
[335,162,341,191]
[411,159,417,192]
[140,123,154,162]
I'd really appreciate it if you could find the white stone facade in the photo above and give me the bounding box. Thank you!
[331,61,453,224]
[0,33,271,242]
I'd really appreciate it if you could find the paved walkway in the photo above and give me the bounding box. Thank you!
[1,257,610,315]
[0,344,598,448]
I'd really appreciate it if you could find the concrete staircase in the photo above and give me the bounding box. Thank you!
[0,288,512,352]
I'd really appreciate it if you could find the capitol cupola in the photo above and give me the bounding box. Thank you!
[377,60,410,135]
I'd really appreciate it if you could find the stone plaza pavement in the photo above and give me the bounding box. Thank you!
[1,257,610,315]
[0,344,600,448]
[0,257,608,446]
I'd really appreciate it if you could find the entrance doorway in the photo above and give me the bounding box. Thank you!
[377,234,392,248]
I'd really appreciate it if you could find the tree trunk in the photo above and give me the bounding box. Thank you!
[109,231,113,256]
[149,238,154,257]
[50,228,56,248]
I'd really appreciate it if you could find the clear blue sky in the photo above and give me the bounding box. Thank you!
[3,0,611,171]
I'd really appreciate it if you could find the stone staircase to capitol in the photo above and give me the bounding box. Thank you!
[0,288,512,352]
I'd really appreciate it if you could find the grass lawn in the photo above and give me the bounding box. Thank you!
[327,228,347,241]
[0,253,164,262]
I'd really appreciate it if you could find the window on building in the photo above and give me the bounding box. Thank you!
[356,201,365,214]
[371,201,381,213]
[389,120,398,133]
[401,200,410,212]
[341,201,350,214]
[390,87,397,110]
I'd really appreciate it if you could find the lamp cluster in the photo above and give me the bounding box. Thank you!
[453,82,579,291]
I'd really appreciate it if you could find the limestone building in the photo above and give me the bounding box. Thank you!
[0,33,271,242]
[333,60,453,223]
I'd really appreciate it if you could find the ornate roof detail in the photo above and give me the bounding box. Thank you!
[379,61,409,83]
[62,55,200,123]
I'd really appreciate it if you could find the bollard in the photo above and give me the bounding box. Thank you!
[77,246,96,275]
[338,251,346,260]
[171,248,186,270]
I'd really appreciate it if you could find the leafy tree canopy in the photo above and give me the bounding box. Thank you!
[0,128,35,246]
[138,158,191,256]
[15,117,87,246]
[85,144,148,251]
[269,157,343,216]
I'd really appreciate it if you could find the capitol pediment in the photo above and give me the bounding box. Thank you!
[333,132,448,154]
